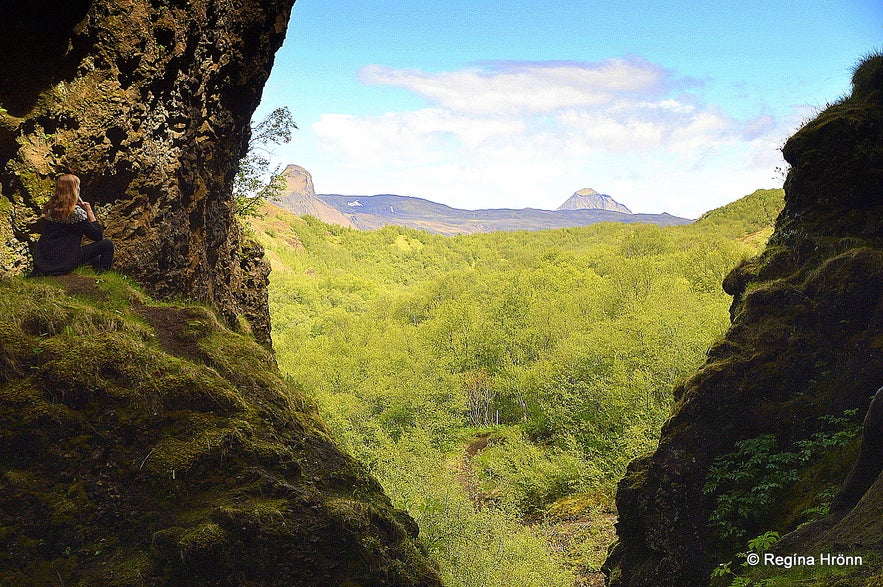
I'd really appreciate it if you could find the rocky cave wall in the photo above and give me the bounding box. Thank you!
[604,54,883,586]
[0,0,293,344]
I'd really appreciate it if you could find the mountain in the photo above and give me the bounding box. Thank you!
[315,194,688,234]
[274,167,689,235]
[274,165,358,229]
[557,188,632,214]
[604,53,883,587]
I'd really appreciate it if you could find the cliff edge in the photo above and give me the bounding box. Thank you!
[274,165,358,229]
[0,273,441,586]
[604,53,883,586]
[0,2,444,584]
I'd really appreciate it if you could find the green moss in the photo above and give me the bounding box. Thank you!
[197,328,280,389]
[850,52,883,99]
[776,438,861,530]
[0,275,441,586]
[216,498,290,524]
[3,469,38,488]
[178,522,228,556]
[147,425,236,477]
[0,380,74,425]
[545,492,618,575]
[740,551,881,587]
[99,551,154,586]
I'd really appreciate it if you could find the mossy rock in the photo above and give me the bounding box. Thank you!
[606,52,883,587]
[0,273,441,586]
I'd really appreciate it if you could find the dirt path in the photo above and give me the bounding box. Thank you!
[135,305,207,363]
[454,432,492,507]
[52,273,208,364]
[455,432,614,587]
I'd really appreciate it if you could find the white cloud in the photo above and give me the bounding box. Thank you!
[308,57,792,217]
[313,109,525,166]
[358,57,674,114]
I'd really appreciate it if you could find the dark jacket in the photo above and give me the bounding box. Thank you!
[32,207,105,276]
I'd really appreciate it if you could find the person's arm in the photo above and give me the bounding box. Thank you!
[78,200,105,240]
[79,199,96,222]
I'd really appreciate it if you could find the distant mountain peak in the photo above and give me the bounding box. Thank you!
[275,165,357,229]
[276,165,690,234]
[281,164,316,198]
[557,189,632,214]
[575,188,600,196]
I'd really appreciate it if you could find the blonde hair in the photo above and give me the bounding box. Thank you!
[44,174,80,221]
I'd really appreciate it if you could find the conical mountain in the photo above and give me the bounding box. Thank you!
[557,188,632,214]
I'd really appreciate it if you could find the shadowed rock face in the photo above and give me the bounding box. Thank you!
[604,54,883,586]
[0,0,295,344]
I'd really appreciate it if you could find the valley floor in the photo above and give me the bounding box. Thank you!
[253,189,783,585]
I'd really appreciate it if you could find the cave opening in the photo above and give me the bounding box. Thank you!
[0,0,91,117]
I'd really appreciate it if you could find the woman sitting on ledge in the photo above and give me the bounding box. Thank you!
[31,174,114,276]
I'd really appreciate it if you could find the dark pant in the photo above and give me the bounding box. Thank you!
[80,239,114,272]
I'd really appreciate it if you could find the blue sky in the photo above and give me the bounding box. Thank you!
[256,0,881,217]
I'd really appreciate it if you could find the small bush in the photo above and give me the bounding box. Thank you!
[471,427,586,517]
[704,411,861,542]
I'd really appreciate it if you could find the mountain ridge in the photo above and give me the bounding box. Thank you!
[274,166,690,235]
[314,193,688,235]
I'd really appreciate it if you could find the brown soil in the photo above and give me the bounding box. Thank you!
[51,274,105,298]
[135,305,207,363]
[455,433,494,507]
